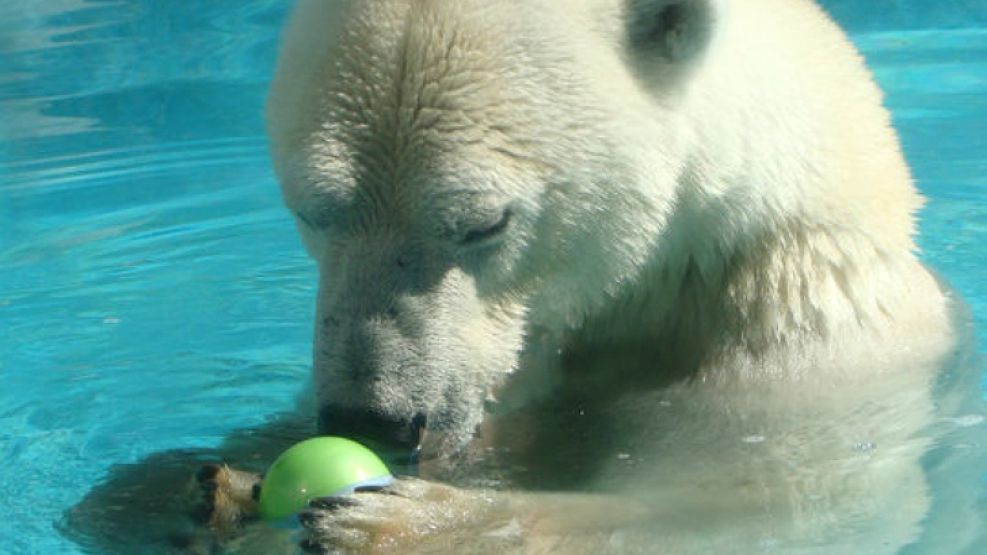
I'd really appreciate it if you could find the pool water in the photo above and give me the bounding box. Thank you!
[1,1,985,554]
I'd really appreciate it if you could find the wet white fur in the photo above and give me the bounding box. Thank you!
[265,0,957,552]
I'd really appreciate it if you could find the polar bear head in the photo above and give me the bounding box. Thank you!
[267,0,721,458]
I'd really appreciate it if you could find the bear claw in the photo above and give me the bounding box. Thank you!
[195,464,221,484]
[191,464,261,533]
[309,496,361,511]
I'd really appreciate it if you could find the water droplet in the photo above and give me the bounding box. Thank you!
[852,441,876,453]
[756,537,780,548]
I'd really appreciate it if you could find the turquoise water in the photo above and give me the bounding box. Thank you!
[1,2,985,554]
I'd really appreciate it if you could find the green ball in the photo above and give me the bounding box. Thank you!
[258,436,392,521]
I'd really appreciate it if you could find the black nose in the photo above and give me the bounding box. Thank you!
[318,406,426,454]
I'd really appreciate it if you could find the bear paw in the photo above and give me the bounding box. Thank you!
[193,464,261,533]
[298,478,515,554]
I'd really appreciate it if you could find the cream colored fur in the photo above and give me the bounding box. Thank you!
[256,0,958,553]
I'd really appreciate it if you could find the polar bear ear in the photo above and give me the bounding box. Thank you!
[624,0,719,78]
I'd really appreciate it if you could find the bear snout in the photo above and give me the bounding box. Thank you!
[318,405,427,461]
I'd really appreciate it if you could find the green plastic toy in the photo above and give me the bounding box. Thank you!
[258,436,393,522]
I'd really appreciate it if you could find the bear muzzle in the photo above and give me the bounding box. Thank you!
[318,406,428,465]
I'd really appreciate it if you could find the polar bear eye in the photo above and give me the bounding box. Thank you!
[460,208,513,246]
[295,211,321,231]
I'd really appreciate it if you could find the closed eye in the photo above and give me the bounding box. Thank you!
[461,208,512,245]
[295,211,320,230]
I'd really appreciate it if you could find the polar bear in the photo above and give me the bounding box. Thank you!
[200,0,964,552]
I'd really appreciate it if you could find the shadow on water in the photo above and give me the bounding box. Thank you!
[61,411,315,554]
